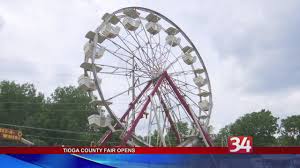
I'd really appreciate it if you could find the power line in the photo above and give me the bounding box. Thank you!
[0,123,99,135]
[25,134,122,143]
[0,109,90,112]
[24,134,90,142]
[0,101,130,104]
[0,102,90,105]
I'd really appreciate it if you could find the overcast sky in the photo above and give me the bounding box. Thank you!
[0,0,299,131]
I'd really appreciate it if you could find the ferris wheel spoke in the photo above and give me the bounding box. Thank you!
[118,34,139,49]
[134,28,149,46]
[95,63,147,75]
[157,90,182,143]
[160,85,182,121]
[98,71,149,78]
[149,93,166,146]
[97,43,130,61]
[120,18,160,72]
[148,35,165,71]
[104,46,151,77]
[152,40,160,60]
[161,90,189,140]
[174,84,209,116]
[170,78,198,93]
[133,32,160,71]
[132,33,156,70]
[176,86,198,96]
[167,78,198,100]
[161,83,195,126]
[105,79,152,101]
[150,31,162,55]
[101,45,134,65]
[169,70,194,77]
[172,78,198,89]
[145,31,166,72]
[107,37,153,75]
[135,20,158,62]
[118,21,158,72]
[126,25,160,72]
[118,35,155,74]
[163,46,174,68]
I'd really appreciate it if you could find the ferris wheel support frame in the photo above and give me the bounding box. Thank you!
[98,81,152,145]
[164,72,213,147]
[157,90,181,144]
[96,70,213,146]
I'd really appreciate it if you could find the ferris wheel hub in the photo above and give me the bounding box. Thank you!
[150,69,163,80]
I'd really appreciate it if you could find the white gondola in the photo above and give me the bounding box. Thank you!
[98,115,110,127]
[84,42,105,59]
[145,22,161,35]
[199,100,210,111]
[182,46,194,53]
[85,31,106,44]
[194,68,205,74]
[80,62,102,72]
[193,76,207,87]
[165,27,179,35]
[166,35,181,47]
[197,91,211,97]
[102,13,119,25]
[199,115,209,119]
[182,53,197,65]
[88,114,101,127]
[89,100,112,106]
[122,17,141,31]
[78,75,96,91]
[123,9,140,19]
[100,115,115,132]
[100,23,120,38]
[88,114,115,132]
[145,13,160,22]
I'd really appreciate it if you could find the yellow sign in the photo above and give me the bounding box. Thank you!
[0,128,22,141]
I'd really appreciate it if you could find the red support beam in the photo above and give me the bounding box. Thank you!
[157,90,181,144]
[98,81,152,145]
[164,72,213,147]
[121,81,153,122]
[99,71,213,147]
[121,72,167,145]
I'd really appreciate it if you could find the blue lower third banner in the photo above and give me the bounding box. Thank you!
[0,154,299,168]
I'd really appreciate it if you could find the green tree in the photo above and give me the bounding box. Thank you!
[214,124,232,146]
[0,81,46,145]
[215,109,278,146]
[0,81,119,146]
[278,115,300,146]
[0,81,44,125]
[165,121,189,146]
[32,86,93,146]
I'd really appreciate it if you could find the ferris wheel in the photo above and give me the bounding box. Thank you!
[78,7,213,147]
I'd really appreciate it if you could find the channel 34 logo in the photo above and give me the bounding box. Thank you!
[228,136,253,153]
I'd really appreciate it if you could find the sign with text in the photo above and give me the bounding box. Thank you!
[0,128,22,141]
[228,136,253,153]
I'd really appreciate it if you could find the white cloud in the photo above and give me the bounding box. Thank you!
[0,15,4,30]
[0,0,299,133]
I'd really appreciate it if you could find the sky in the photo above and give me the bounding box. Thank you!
[0,0,299,132]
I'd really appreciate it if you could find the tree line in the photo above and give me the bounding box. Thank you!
[0,80,299,146]
[214,109,300,146]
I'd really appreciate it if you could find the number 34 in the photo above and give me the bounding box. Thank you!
[228,136,253,153]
